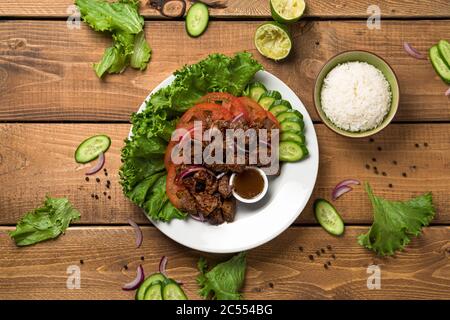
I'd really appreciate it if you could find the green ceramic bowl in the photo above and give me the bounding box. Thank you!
[314,51,400,138]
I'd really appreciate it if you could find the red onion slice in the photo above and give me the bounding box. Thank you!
[85,152,105,175]
[159,256,168,277]
[190,213,206,222]
[403,42,427,60]
[176,166,216,183]
[122,265,144,291]
[231,112,244,123]
[445,87,450,97]
[332,185,353,201]
[179,126,196,142]
[127,219,143,248]
[216,172,226,180]
[335,179,360,190]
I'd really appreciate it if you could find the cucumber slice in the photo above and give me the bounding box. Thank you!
[279,141,308,162]
[135,273,166,300]
[248,82,267,102]
[276,110,303,124]
[314,199,345,236]
[162,280,188,300]
[74,135,111,164]
[270,99,292,110]
[269,100,292,116]
[430,45,450,84]
[270,104,289,117]
[438,40,450,68]
[258,91,282,110]
[281,131,305,144]
[186,2,209,37]
[280,120,304,133]
[143,282,163,300]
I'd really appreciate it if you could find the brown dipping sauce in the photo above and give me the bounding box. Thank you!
[233,168,265,199]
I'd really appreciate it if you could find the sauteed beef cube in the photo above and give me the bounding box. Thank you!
[208,208,224,225]
[218,175,232,198]
[193,193,220,216]
[177,190,197,214]
[182,171,218,194]
[221,198,236,222]
[193,170,218,194]
[182,176,197,193]
[205,163,245,173]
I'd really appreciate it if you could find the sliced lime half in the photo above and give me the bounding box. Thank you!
[270,0,306,24]
[254,22,292,61]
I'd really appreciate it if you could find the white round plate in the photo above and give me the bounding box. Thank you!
[132,70,319,253]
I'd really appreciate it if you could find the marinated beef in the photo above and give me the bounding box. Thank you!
[173,115,277,225]
[193,170,218,194]
[221,198,236,222]
[208,208,224,225]
[218,175,232,198]
[177,190,197,214]
[193,192,220,216]
[204,163,245,174]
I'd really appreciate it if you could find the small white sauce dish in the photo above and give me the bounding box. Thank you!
[229,167,269,204]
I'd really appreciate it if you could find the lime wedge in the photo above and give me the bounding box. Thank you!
[254,22,292,61]
[270,0,306,24]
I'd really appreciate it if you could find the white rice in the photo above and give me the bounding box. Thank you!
[320,61,392,132]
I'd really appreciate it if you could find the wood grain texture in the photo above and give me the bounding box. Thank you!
[1,0,450,18]
[0,20,449,122]
[0,123,449,225]
[0,226,448,300]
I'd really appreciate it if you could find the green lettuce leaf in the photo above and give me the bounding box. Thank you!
[358,183,435,256]
[120,53,262,222]
[130,31,152,70]
[75,0,143,34]
[9,197,80,246]
[76,0,151,77]
[113,31,136,56]
[128,171,165,206]
[197,252,247,300]
[94,42,129,77]
[142,175,187,221]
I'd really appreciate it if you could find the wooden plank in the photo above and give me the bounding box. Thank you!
[0,123,449,225]
[0,20,449,122]
[1,0,450,18]
[0,226,448,300]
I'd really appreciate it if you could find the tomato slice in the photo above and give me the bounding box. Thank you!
[199,93,249,121]
[164,140,176,170]
[178,102,232,126]
[237,96,268,122]
[228,97,249,121]
[266,110,280,128]
[166,164,184,209]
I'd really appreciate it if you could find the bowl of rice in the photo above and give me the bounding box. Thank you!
[314,51,399,138]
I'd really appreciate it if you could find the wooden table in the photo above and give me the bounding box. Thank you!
[0,0,449,300]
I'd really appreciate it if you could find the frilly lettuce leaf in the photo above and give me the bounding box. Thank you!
[197,252,247,300]
[76,0,151,77]
[130,31,152,71]
[120,53,263,222]
[358,183,435,256]
[9,197,80,246]
[75,0,143,34]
